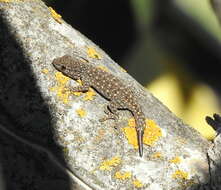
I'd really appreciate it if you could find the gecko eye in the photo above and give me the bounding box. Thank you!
[61,65,66,70]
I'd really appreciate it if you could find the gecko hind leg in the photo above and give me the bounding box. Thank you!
[99,101,120,125]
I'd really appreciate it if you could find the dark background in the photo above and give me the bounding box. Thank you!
[45,0,221,88]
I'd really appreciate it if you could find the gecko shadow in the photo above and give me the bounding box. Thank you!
[0,13,73,190]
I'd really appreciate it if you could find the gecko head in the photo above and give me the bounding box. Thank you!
[52,55,83,79]
[52,55,74,72]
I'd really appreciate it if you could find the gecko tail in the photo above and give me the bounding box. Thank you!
[138,129,144,157]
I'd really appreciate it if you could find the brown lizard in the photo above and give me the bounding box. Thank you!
[52,55,146,157]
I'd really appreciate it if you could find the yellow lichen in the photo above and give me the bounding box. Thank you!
[50,72,71,104]
[169,156,181,164]
[152,152,163,159]
[57,87,71,104]
[87,47,102,59]
[41,68,49,74]
[144,119,162,146]
[133,179,143,188]
[55,72,70,85]
[76,79,83,85]
[49,7,62,24]
[172,170,188,180]
[123,125,139,149]
[115,171,132,180]
[99,156,121,171]
[123,118,140,149]
[83,88,96,100]
[72,91,82,96]
[51,72,97,103]
[128,118,136,127]
[76,108,87,117]
[97,65,109,72]
[50,86,70,104]
[123,118,162,149]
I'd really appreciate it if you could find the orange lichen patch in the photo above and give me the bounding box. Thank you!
[169,156,181,164]
[123,118,139,149]
[123,118,162,149]
[55,72,70,85]
[143,119,162,146]
[87,47,102,59]
[83,88,96,100]
[152,152,163,159]
[50,72,71,104]
[99,156,121,171]
[41,68,49,74]
[123,125,139,149]
[76,108,87,117]
[49,7,62,24]
[76,79,83,85]
[97,65,109,72]
[115,171,132,180]
[133,179,143,188]
[172,170,188,180]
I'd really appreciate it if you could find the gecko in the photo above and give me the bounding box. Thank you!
[52,55,146,157]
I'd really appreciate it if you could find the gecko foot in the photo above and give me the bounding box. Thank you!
[99,114,118,122]
[99,103,119,122]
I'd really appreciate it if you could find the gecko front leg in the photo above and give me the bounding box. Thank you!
[68,78,90,93]
[69,84,90,92]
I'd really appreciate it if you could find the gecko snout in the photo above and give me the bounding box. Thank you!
[52,59,66,72]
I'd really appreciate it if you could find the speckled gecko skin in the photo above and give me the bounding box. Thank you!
[52,55,146,157]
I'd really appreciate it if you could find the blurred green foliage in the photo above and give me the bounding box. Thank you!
[175,0,221,41]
